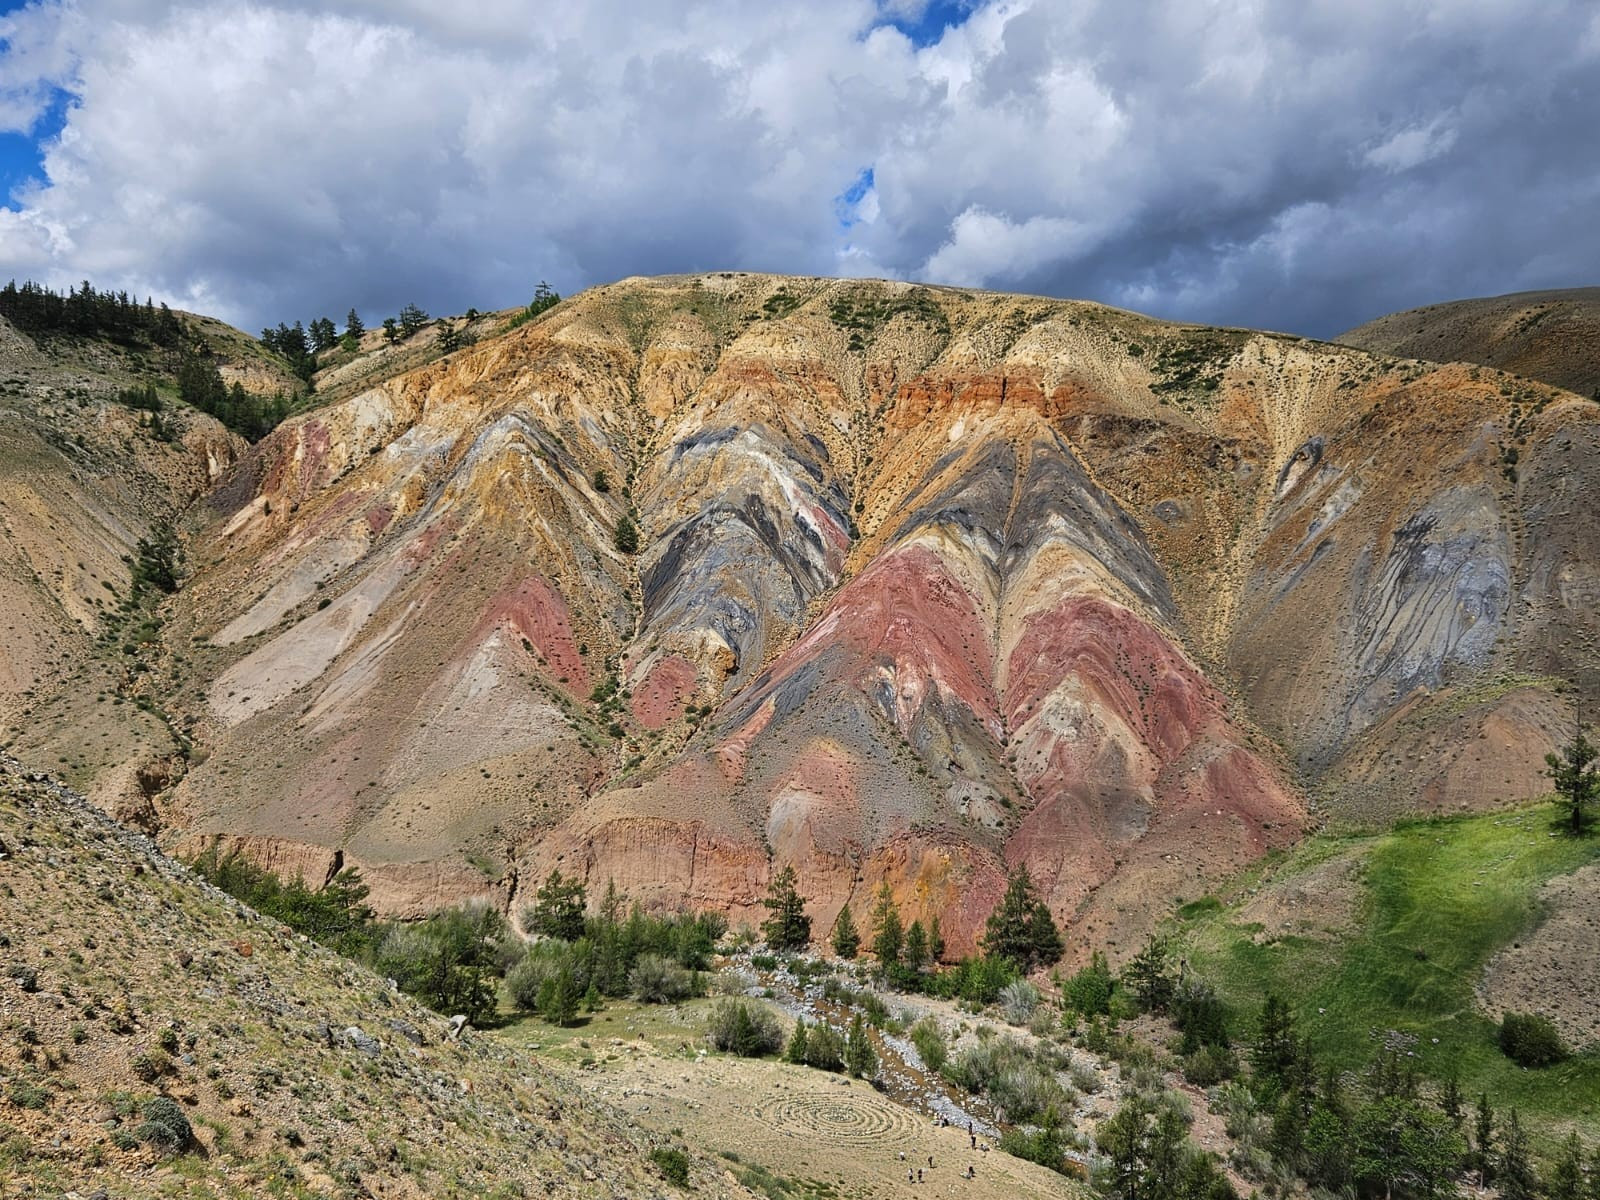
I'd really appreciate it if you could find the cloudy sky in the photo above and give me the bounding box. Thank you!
[1,0,1597,338]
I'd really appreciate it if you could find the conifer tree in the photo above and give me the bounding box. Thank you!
[870,881,902,966]
[1546,725,1598,835]
[1471,1093,1495,1184]
[904,919,929,971]
[1547,1132,1585,1200]
[845,1013,877,1079]
[527,869,587,941]
[761,865,810,950]
[982,864,1062,972]
[831,903,860,959]
[1498,1110,1537,1200]
[785,1018,810,1065]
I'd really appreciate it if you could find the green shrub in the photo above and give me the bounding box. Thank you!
[650,1145,690,1186]
[1000,979,1042,1024]
[614,514,640,554]
[7,1080,49,1110]
[705,999,783,1057]
[136,1095,194,1154]
[999,1109,1069,1174]
[1063,951,1114,1016]
[189,848,376,956]
[785,1018,846,1072]
[374,902,509,1023]
[909,1017,947,1073]
[630,953,695,1003]
[946,1036,1071,1124]
[1182,1043,1237,1087]
[1498,1013,1567,1068]
[5,963,39,992]
[131,1048,172,1082]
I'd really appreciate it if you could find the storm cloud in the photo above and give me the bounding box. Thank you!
[1,0,1596,336]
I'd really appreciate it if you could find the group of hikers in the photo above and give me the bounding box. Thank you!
[898,1118,984,1185]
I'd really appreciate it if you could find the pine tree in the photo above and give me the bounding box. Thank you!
[983,865,1061,972]
[382,317,399,344]
[904,920,929,971]
[831,903,860,959]
[1253,993,1302,1095]
[1546,726,1598,836]
[537,966,579,1026]
[308,316,337,352]
[927,913,945,963]
[345,308,364,339]
[1438,1071,1464,1131]
[1498,1110,1537,1200]
[399,303,429,338]
[614,514,640,554]
[1471,1093,1495,1184]
[1547,1131,1585,1200]
[870,881,902,967]
[1123,933,1176,1014]
[785,1018,810,1065]
[845,1013,877,1079]
[527,869,587,941]
[761,865,810,950]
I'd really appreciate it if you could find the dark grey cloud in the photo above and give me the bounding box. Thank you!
[0,0,1596,337]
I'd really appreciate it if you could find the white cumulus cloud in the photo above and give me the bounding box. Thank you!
[0,0,1595,336]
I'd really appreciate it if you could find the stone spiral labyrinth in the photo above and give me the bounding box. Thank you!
[754,1089,921,1146]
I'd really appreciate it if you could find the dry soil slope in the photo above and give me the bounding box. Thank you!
[1338,287,1600,399]
[0,312,247,826]
[0,753,743,1199]
[28,274,1600,959]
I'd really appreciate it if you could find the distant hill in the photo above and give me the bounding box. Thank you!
[1339,287,1600,398]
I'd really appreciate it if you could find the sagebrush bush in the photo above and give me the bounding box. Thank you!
[136,1096,193,1154]
[630,953,695,1003]
[1182,1042,1237,1087]
[1000,979,1041,1024]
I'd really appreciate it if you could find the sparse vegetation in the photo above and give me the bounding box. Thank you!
[827,285,948,351]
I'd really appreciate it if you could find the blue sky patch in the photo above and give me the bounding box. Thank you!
[833,166,875,230]
[0,87,68,209]
[875,0,974,49]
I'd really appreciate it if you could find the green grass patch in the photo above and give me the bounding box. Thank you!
[1181,801,1600,1130]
